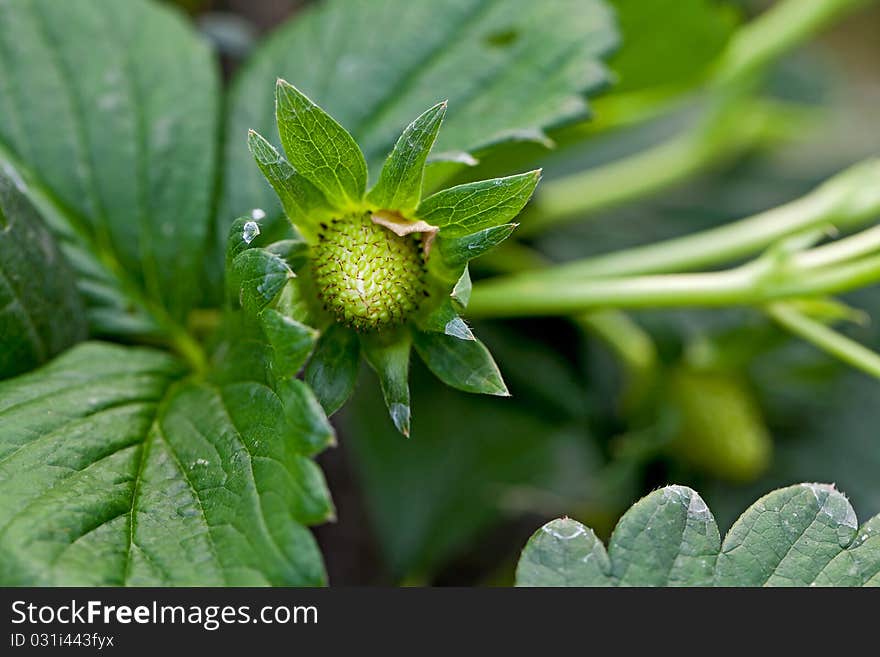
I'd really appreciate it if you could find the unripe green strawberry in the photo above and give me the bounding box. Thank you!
[667,367,772,482]
[311,212,427,330]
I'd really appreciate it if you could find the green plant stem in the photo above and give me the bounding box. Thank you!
[520,100,797,236]
[467,251,880,318]
[528,159,880,279]
[767,302,880,379]
[521,0,874,235]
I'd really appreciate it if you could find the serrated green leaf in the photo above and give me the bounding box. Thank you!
[0,0,218,330]
[412,330,508,396]
[247,129,332,240]
[516,483,880,587]
[608,486,720,586]
[226,216,264,270]
[275,79,367,209]
[366,102,447,215]
[232,248,293,315]
[416,171,540,238]
[516,518,612,587]
[438,223,519,269]
[0,169,86,378]
[361,333,412,437]
[715,483,859,586]
[0,342,332,585]
[305,324,361,415]
[260,308,319,380]
[218,0,616,240]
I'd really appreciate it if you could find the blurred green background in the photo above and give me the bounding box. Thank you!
[168,0,880,584]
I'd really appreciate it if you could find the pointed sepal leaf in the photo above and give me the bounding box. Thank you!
[416,170,540,237]
[276,378,337,458]
[275,79,367,208]
[516,518,612,587]
[366,102,447,215]
[247,129,332,240]
[438,223,518,269]
[416,299,475,341]
[413,330,508,396]
[260,309,319,380]
[450,267,472,310]
[716,483,859,586]
[305,324,361,415]
[232,249,294,315]
[362,333,412,437]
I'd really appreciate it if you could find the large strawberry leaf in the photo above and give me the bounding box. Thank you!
[517,483,880,586]
[0,342,333,586]
[218,0,618,243]
[0,0,218,336]
[0,169,86,378]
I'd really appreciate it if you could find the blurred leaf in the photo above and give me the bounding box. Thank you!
[606,0,738,95]
[0,342,332,585]
[0,169,86,378]
[517,483,879,586]
[0,0,218,330]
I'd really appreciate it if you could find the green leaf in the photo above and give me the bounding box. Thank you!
[305,324,361,415]
[416,171,540,238]
[438,223,519,269]
[516,518,612,587]
[260,308,319,380]
[366,102,447,215]
[607,0,738,95]
[218,0,616,233]
[412,329,508,396]
[0,342,332,585]
[247,129,332,240]
[0,169,86,378]
[416,299,475,341]
[715,483,860,586]
[607,486,719,586]
[361,333,413,437]
[275,79,367,209]
[231,248,293,315]
[516,483,880,586]
[0,0,219,329]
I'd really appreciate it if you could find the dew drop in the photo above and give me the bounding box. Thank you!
[242,220,260,244]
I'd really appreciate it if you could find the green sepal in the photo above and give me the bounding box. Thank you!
[276,378,337,458]
[366,101,447,215]
[451,267,472,311]
[226,216,264,270]
[361,332,413,437]
[232,248,294,315]
[275,79,367,209]
[412,329,508,396]
[247,129,332,241]
[260,308,319,380]
[416,299,475,341]
[304,324,361,415]
[416,170,540,237]
[437,223,519,269]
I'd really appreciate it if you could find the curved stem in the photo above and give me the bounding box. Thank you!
[528,159,880,279]
[767,302,880,379]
